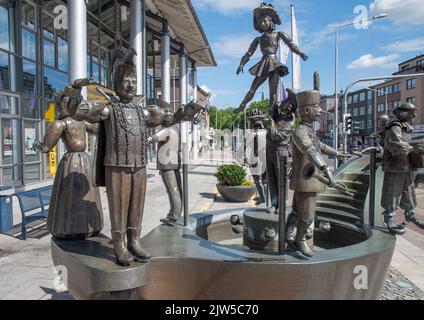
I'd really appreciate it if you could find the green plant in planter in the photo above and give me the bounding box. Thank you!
[215,164,247,186]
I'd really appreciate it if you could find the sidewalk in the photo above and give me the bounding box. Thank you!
[0,151,423,299]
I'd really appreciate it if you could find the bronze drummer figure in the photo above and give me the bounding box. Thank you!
[236,3,308,117]
[77,48,173,266]
[381,102,424,234]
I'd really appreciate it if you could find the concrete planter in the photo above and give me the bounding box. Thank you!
[216,184,256,203]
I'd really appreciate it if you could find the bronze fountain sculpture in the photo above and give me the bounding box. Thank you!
[34,79,103,240]
[235,3,308,117]
[76,48,174,266]
[380,102,424,234]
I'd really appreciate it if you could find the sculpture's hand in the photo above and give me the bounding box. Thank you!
[322,166,337,188]
[32,140,43,153]
[72,78,90,89]
[300,53,309,61]
[236,65,244,75]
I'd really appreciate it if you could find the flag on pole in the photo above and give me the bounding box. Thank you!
[278,40,290,102]
[291,5,301,91]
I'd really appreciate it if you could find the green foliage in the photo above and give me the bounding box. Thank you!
[208,99,271,130]
[215,164,247,186]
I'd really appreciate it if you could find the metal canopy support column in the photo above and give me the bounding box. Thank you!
[161,30,171,103]
[192,61,198,161]
[68,0,87,97]
[130,0,145,96]
[180,52,189,226]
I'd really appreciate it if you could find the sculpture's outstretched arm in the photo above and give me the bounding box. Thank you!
[148,127,171,144]
[237,37,260,75]
[33,120,66,153]
[278,31,309,61]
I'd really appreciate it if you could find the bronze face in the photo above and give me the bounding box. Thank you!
[259,15,274,32]
[301,104,323,123]
[116,73,137,102]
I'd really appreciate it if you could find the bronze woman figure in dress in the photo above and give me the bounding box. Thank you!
[34,79,103,240]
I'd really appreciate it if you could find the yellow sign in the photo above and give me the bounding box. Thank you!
[50,147,57,175]
[45,102,56,123]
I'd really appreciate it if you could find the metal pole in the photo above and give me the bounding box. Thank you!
[68,0,87,96]
[277,149,288,255]
[130,0,144,96]
[334,27,339,169]
[369,148,376,228]
[180,53,189,226]
[161,31,171,103]
[192,62,198,161]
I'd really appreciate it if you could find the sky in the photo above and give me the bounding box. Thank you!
[192,0,424,109]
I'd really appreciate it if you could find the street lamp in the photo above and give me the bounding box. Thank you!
[334,13,388,168]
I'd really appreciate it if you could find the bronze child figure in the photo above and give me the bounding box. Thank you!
[77,48,173,266]
[236,3,308,117]
[34,79,103,240]
[381,102,424,235]
[288,88,342,257]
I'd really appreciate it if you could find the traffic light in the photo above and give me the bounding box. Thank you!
[343,113,352,134]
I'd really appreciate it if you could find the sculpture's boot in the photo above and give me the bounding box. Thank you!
[306,222,314,240]
[127,228,151,261]
[295,220,314,257]
[383,213,406,235]
[111,231,134,266]
[405,211,424,229]
[286,212,298,242]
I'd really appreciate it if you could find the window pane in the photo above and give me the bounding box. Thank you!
[0,94,19,115]
[1,118,21,166]
[43,67,67,99]
[1,166,22,188]
[0,0,18,53]
[22,29,36,60]
[0,50,10,90]
[22,95,39,119]
[92,63,99,82]
[44,38,55,67]
[58,37,68,72]
[24,121,40,162]
[21,1,36,30]
[23,59,37,95]
[24,164,41,184]
[42,11,55,40]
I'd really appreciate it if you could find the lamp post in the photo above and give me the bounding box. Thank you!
[334,13,387,168]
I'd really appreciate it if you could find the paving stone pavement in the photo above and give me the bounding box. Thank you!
[379,268,424,300]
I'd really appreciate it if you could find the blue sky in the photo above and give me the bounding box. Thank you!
[192,0,424,109]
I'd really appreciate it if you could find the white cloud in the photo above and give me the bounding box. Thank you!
[385,37,424,53]
[195,0,262,15]
[347,54,400,69]
[212,33,259,59]
[370,0,424,26]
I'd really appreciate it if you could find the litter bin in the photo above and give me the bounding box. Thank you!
[0,187,13,233]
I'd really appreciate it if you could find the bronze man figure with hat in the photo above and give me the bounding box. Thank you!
[235,3,308,117]
[381,102,424,234]
[76,48,174,266]
[288,78,344,257]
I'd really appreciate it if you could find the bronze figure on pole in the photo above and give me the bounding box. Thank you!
[235,3,308,118]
